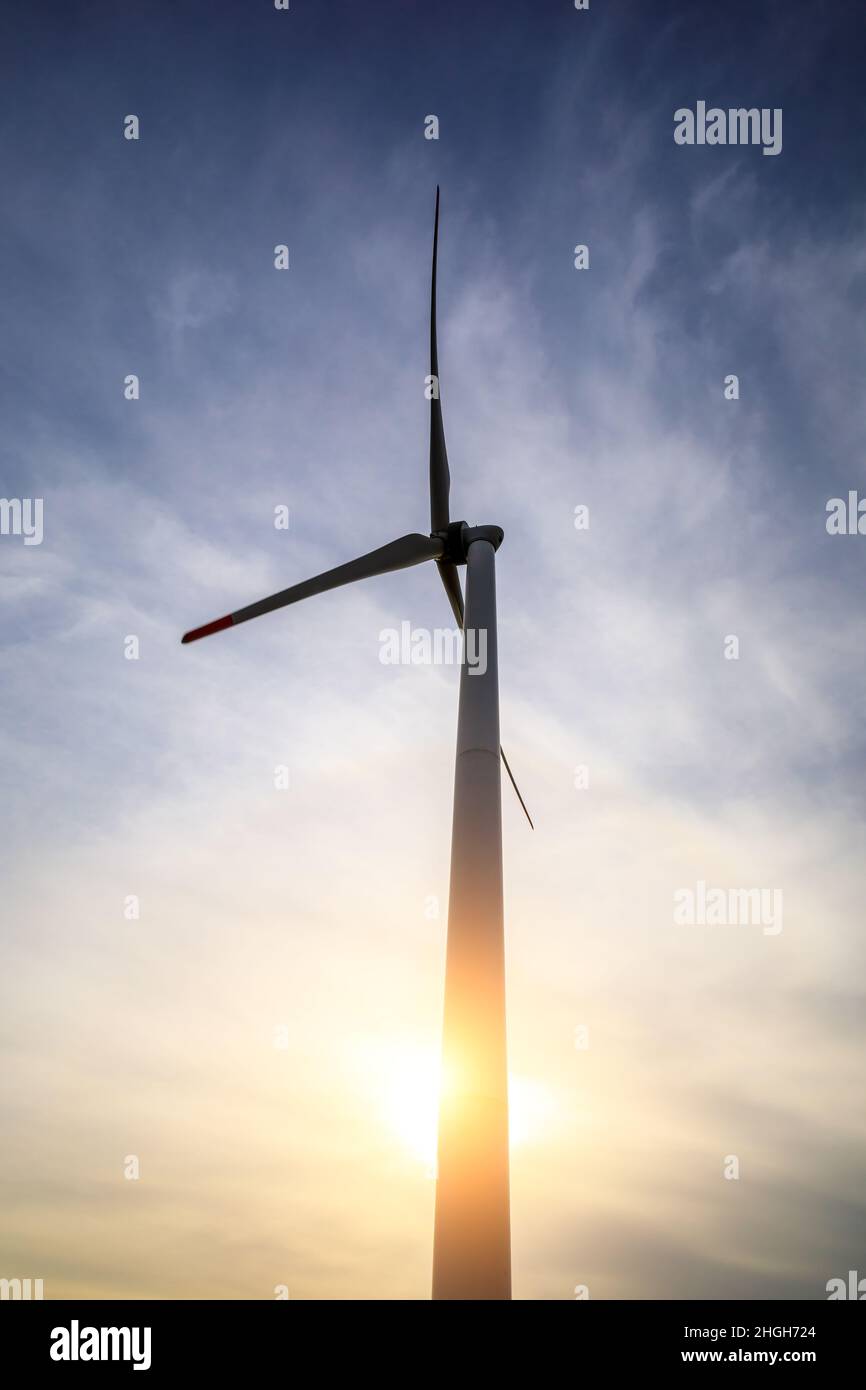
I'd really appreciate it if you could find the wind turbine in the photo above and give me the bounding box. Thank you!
[181,188,531,1300]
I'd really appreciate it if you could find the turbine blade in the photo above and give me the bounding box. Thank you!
[500,747,534,830]
[429,186,451,532]
[182,532,444,644]
[437,559,464,628]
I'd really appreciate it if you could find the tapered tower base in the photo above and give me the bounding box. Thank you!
[432,537,511,1301]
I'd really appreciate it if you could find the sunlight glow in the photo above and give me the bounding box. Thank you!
[349,1038,555,1173]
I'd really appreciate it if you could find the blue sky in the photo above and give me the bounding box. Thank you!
[2,0,865,1299]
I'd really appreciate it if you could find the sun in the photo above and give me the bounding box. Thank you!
[349,1038,555,1174]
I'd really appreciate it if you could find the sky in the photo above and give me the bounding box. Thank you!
[1,0,865,1300]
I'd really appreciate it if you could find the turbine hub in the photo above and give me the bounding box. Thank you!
[432,521,503,564]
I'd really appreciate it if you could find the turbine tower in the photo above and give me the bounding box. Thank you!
[181,189,531,1300]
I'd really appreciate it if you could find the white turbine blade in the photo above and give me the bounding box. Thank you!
[430,186,451,532]
[437,558,464,627]
[500,747,534,830]
[182,532,444,643]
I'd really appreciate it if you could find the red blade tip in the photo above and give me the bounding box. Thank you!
[181,614,233,644]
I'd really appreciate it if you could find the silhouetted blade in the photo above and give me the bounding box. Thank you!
[182,533,444,643]
[438,559,464,628]
[429,186,451,532]
[500,747,534,829]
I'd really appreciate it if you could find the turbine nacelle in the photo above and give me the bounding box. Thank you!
[432,521,504,565]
